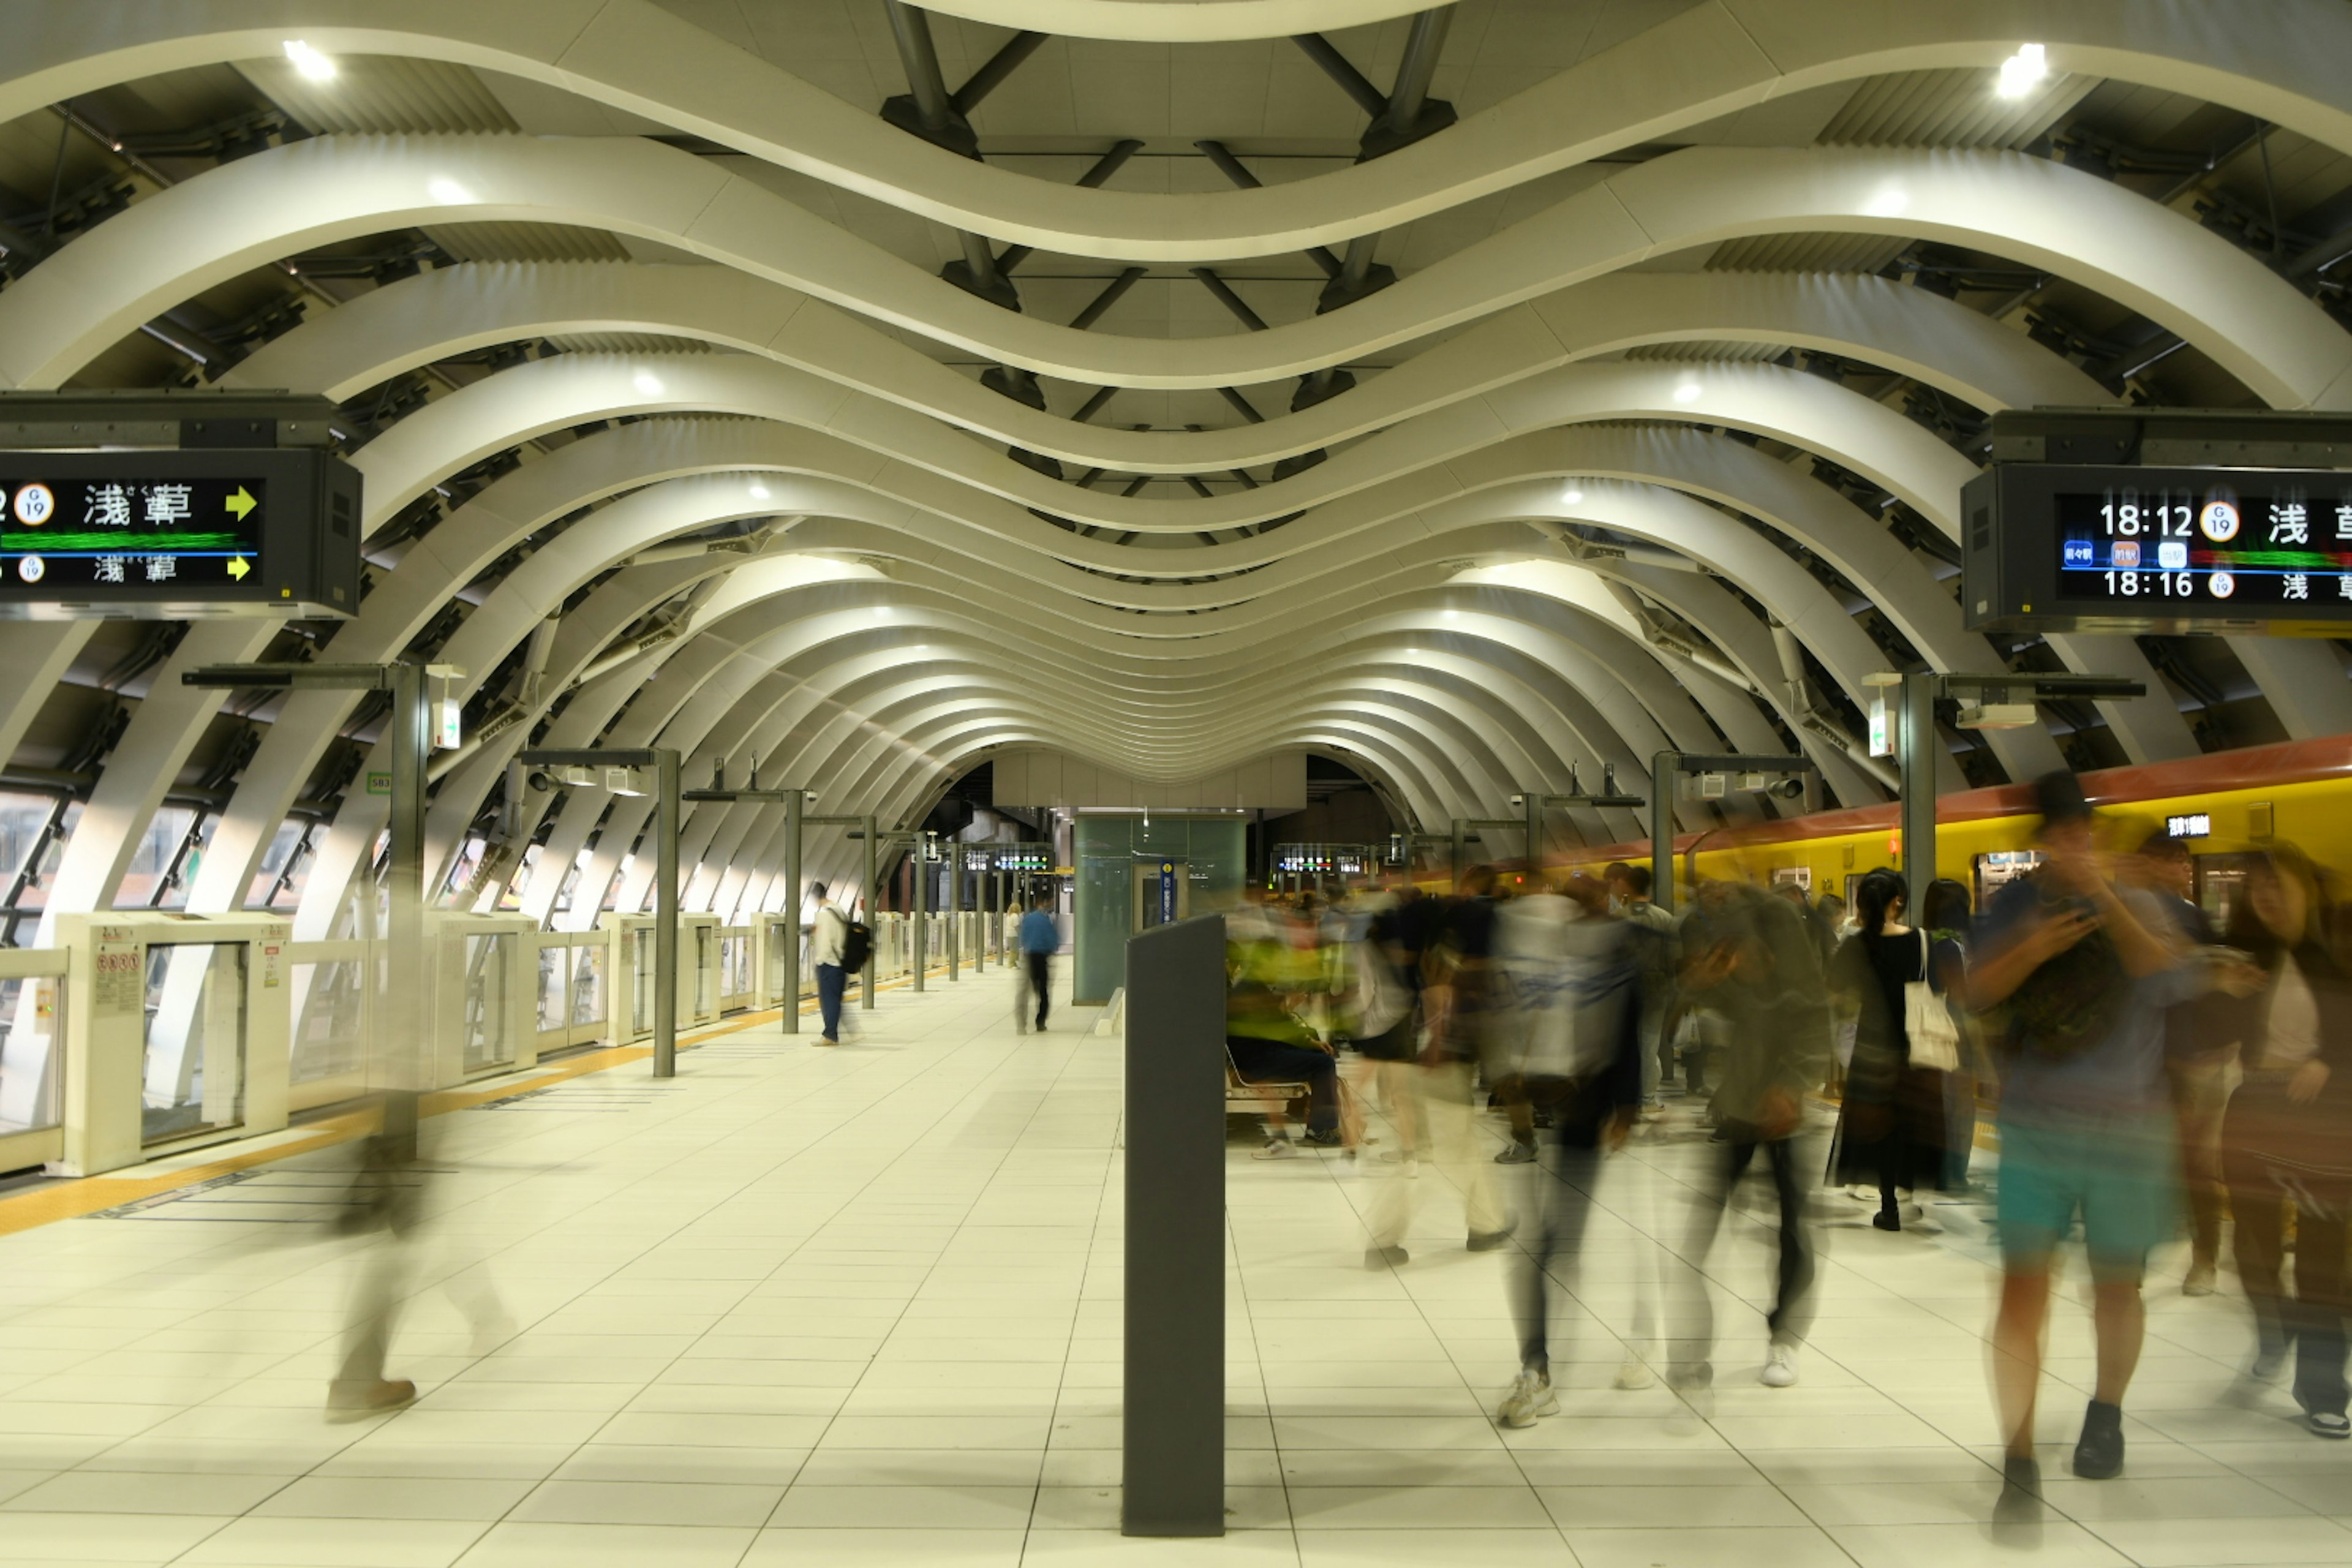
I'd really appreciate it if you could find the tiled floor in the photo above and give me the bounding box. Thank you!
[1,968,2346,1566]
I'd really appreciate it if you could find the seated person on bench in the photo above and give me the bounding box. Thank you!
[1226,892,1342,1154]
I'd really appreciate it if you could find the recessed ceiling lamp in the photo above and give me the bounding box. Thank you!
[631,370,664,396]
[1562,486,1586,505]
[426,177,468,205]
[747,482,771,500]
[1996,43,2048,99]
[283,40,337,81]
[1672,380,1703,404]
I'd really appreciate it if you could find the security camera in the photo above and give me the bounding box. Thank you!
[1768,777,1806,800]
[526,768,556,793]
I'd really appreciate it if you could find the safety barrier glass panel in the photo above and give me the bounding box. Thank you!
[630,931,652,1037]
[141,943,246,1145]
[693,925,715,1017]
[0,966,64,1137]
[569,942,603,1033]
[289,957,366,1093]
[721,933,750,1007]
[535,943,569,1035]
[461,933,512,1074]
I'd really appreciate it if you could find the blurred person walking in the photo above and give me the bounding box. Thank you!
[1828,870,1956,1232]
[2125,831,2231,1297]
[1607,862,1679,1100]
[1227,888,1343,1156]
[1965,773,2194,1512]
[2214,845,2350,1439]
[1920,878,1981,1191]
[1666,881,1833,1393]
[810,881,850,1045]
[1493,875,1649,1426]
[1341,876,1423,1173]
[1017,891,1058,1033]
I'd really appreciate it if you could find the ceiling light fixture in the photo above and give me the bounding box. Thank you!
[1562,486,1586,505]
[1672,380,1703,404]
[426,177,468,205]
[283,40,337,81]
[1996,42,2049,99]
[1864,185,1910,218]
[631,371,664,396]
[748,483,770,500]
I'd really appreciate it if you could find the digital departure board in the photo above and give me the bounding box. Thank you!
[0,449,360,619]
[1964,462,2352,635]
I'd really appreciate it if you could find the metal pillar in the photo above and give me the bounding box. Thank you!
[1650,750,1681,917]
[652,748,680,1076]
[861,816,878,1011]
[912,832,929,992]
[780,788,803,1035]
[1900,670,1940,918]
[383,664,431,1132]
[971,850,985,973]
[1525,789,1545,872]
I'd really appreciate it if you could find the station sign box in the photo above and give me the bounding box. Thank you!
[0,448,361,619]
[1964,462,2352,635]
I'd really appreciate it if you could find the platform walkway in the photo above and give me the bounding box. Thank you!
[0,969,2346,1567]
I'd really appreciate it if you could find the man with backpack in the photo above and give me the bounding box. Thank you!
[809,881,859,1046]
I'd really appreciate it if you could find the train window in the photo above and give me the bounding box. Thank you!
[2195,852,2264,932]
[1975,851,2045,908]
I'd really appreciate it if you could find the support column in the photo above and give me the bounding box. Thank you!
[383,665,430,1142]
[652,748,680,1077]
[780,788,802,1035]
[862,816,878,1011]
[1901,671,1940,917]
[1651,751,1680,916]
[912,832,929,992]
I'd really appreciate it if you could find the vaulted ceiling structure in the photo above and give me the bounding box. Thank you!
[4,0,2351,933]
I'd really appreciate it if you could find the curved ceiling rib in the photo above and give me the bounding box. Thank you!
[4,135,2342,408]
[6,2,2350,258]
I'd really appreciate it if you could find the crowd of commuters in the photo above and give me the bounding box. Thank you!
[1223,772,2351,1515]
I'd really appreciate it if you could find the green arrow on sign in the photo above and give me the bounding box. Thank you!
[224,486,256,521]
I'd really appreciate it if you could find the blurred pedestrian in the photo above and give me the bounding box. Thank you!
[1227,888,1343,1156]
[1666,881,1833,1393]
[810,881,850,1045]
[1965,772,2193,1512]
[1606,863,1679,1100]
[1493,875,1648,1426]
[2125,831,2230,1297]
[2214,844,2350,1439]
[1016,891,1058,1033]
[1828,869,1954,1231]
[1921,878,1980,1191]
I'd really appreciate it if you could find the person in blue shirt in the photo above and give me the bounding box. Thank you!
[1017,892,1059,1033]
[1966,772,2195,1520]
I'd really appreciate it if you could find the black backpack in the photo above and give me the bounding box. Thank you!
[838,918,873,974]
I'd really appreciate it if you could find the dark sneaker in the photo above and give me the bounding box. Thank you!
[1494,1142,1537,1166]
[1300,1129,1344,1148]
[1364,1244,1408,1270]
[1466,1229,1511,1252]
[1993,1454,2044,1545]
[2073,1399,2125,1479]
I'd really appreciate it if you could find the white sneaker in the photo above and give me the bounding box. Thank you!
[1615,1357,1655,1390]
[1496,1368,1559,1428]
[1251,1137,1298,1161]
[1760,1343,1799,1387]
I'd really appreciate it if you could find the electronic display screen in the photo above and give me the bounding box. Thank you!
[2055,483,2352,610]
[0,474,265,594]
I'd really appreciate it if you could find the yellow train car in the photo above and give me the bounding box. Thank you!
[1540,735,2352,921]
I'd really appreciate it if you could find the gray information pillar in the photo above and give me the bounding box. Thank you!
[1123,912,1227,1537]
